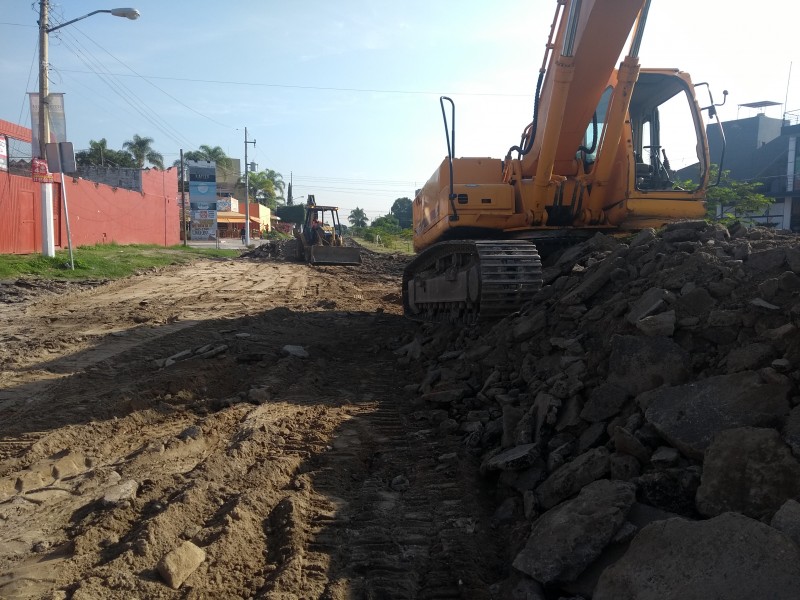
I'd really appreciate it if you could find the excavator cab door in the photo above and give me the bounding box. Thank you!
[629,71,708,192]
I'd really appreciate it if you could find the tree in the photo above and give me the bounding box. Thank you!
[242,169,285,209]
[348,207,368,228]
[681,166,773,225]
[371,213,401,233]
[262,169,285,205]
[76,138,136,168]
[390,197,413,229]
[123,134,164,169]
[247,171,277,209]
[77,138,108,167]
[196,145,231,166]
[276,204,305,227]
[707,170,772,224]
[286,181,294,206]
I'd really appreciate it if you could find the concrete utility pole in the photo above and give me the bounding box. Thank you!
[244,127,256,246]
[39,0,54,257]
[37,2,140,256]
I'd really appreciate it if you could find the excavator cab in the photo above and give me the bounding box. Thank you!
[628,71,708,192]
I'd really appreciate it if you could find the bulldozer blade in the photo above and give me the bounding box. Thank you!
[307,245,362,265]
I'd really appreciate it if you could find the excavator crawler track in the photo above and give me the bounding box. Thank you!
[403,240,543,323]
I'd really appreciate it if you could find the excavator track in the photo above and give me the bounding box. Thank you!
[403,240,543,322]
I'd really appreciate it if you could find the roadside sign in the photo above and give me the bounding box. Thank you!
[31,157,53,183]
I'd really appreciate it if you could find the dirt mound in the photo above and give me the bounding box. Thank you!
[242,237,407,279]
[0,278,107,304]
[240,238,296,261]
[403,221,800,598]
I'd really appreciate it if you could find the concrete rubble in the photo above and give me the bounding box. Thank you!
[404,221,800,598]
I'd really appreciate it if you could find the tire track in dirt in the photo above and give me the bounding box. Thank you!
[246,339,504,599]
[0,251,509,598]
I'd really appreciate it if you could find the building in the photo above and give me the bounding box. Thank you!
[704,103,800,231]
[214,197,270,238]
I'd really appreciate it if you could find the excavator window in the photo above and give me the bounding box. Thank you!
[630,73,706,192]
[579,86,613,165]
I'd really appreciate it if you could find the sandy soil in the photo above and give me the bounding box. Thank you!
[0,252,505,599]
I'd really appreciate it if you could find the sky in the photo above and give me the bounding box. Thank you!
[1,0,799,222]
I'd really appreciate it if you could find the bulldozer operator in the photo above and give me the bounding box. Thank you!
[307,213,323,245]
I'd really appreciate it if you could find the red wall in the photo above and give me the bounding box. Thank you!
[1,119,179,254]
[0,169,179,254]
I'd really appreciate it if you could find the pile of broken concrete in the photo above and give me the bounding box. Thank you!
[401,221,800,599]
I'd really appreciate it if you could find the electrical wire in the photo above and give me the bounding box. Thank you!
[54,69,535,98]
[47,10,197,150]
[53,43,195,152]
[292,185,410,198]
[289,174,416,186]
[65,23,236,131]
[17,37,38,129]
[53,34,196,149]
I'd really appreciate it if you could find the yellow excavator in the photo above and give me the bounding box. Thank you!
[403,0,726,322]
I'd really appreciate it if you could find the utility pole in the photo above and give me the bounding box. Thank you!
[244,127,256,246]
[36,1,139,257]
[39,0,55,256]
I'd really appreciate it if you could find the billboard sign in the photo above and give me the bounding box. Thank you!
[29,93,67,156]
[188,160,217,240]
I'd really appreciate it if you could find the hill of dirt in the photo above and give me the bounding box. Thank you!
[401,221,800,598]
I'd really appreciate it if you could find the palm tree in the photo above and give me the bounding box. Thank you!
[76,138,136,168]
[243,168,285,208]
[263,169,285,203]
[349,207,368,228]
[196,145,231,166]
[88,138,109,166]
[174,145,234,179]
[246,171,276,208]
[123,134,164,169]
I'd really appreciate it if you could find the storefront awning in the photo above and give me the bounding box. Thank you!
[216,211,260,224]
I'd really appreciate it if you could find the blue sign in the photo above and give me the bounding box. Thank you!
[188,160,217,240]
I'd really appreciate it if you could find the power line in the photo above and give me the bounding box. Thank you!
[65,22,236,131]
[292,184,412,195]
[50,23,196,149]
[17,37,38,127]
[55,68,535,98]
[290,174,416,186]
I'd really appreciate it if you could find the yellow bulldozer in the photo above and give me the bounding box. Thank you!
[294,197,362,266]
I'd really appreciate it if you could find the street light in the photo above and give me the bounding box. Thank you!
[37,1,140,256]
[46,8,140,33]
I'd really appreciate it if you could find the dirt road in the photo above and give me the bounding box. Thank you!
[0,251,507,599]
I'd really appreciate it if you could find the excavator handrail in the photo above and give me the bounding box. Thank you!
[695,82,729,187]
[439,96,459,221]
